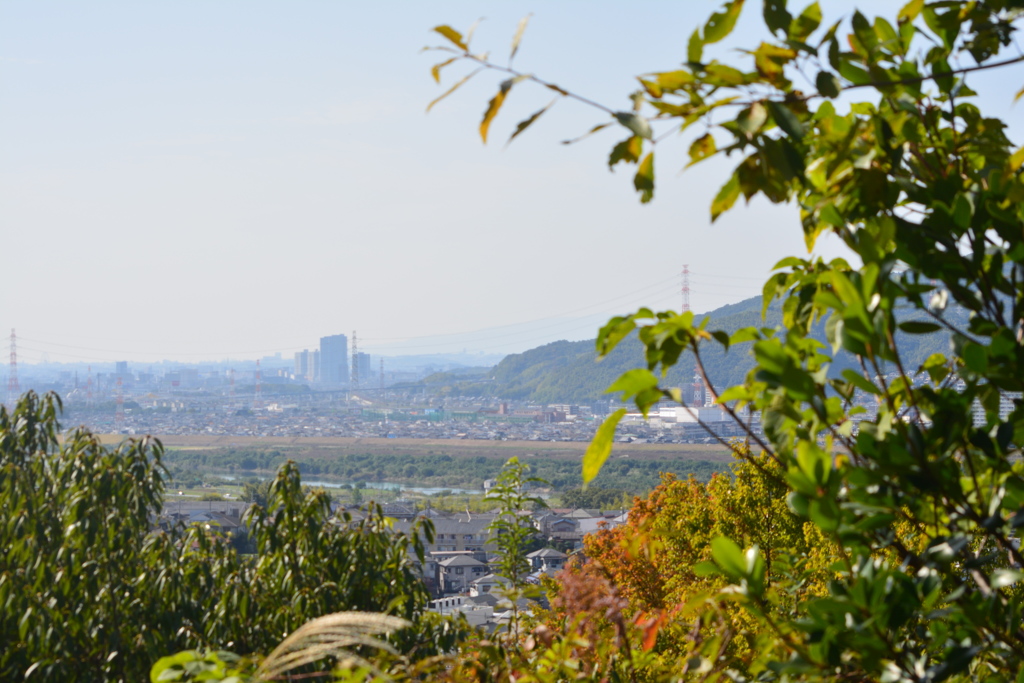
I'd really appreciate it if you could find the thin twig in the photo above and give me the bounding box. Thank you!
[455,51,615,115]
[692,346,778,462]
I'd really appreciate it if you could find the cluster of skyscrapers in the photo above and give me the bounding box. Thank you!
[294,333,372,387]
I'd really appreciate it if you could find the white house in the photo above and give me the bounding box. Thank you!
[526,548,567,574]
[438,555,489,594]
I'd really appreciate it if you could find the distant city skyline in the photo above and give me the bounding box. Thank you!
[4,289,747,366]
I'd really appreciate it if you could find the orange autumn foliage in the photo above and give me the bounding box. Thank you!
[582,454,833,617]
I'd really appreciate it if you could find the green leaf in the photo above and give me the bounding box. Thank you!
[650,70,695,94]
[711,173,741,222]
[841,369,882,395]
[151,651,204,682]
[704,64,748,86]
[952,193,973,229]
[659,70,700,90]
[509,14,531,62]
[788,491,809,517]
[1011,146,1024,172]
[432,25,468,51]
[963,342,987,374]
[730,327,761,344]
[688,134,717,167]
[921,353,949,382]
[763,0,792,35]
[766,100,805,140]
[815,70,841,98]
[635,152,655,203]
[838,60,871,86]
[703,0,745,44]
[788,2,821,42]
[693,560,721,577]
[850,11,878,55]
[827,35,840,69]
[711,536,746,580]
[607,368,660,400]
[582,409,627,484]
[820,203,844,227]
[597,314,639,355]
[753,42,796,84]
[745,545,766,595]
[797,440,831,486]
[735,101,768,136]
[808,497,839,531]
[609,136,643,168]
[687,28,704,63]
[898,321,941,334]
[507,99,555,146]
[898,0,924,23]
[874,17,900,51]
[614,112,653,140]
[830,271,862,306]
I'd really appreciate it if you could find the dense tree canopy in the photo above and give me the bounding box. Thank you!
[577,457,834,667]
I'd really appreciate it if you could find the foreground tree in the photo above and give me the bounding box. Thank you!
[0,392,458,682]
[484,457,548,639]
[430,1,1024,679]
[583,457,827,608]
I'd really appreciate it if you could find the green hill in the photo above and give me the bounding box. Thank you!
[425,295,968,404]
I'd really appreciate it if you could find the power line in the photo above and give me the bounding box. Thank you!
[361,275,682,343]
[688,270,769,282]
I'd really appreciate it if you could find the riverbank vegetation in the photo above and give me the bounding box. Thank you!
[162,444,729,494]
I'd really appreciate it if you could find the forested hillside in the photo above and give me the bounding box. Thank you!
[432,295,967,403]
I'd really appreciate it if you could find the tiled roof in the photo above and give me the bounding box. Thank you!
[471,573,511,585]
[439,555,487,568]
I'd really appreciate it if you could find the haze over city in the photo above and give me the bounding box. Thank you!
[2,1,1017,365]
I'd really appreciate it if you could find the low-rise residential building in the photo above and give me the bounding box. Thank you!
[527,548,567,575]
[469,573,511,597]
[394,513,498,558]
[428,595,495,627]
[439,555,489,593]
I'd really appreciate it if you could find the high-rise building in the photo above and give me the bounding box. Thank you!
[319,334,349,385]
[353,352,372,384]
[311,350,320,382]
[294,350,309,379]
[115,361,128,378]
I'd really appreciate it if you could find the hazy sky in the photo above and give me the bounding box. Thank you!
[2,1,1020,364]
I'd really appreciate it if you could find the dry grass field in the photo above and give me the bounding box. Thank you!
[96,433,733,464]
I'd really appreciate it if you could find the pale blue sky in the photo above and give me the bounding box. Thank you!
[2,1,1020,363]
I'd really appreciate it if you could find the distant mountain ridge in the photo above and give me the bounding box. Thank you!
[421,294,967,404]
